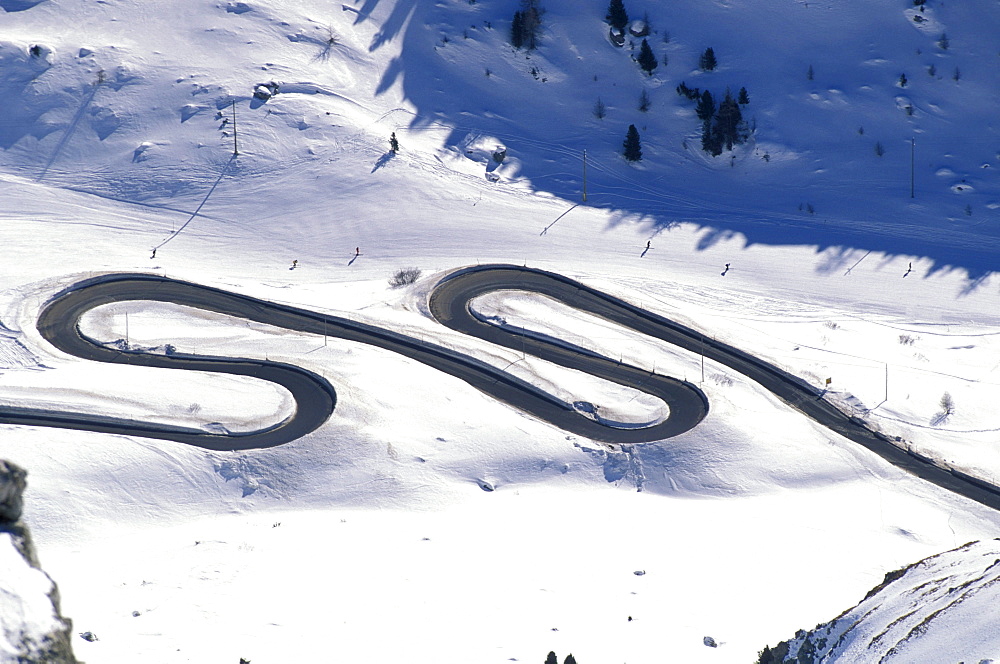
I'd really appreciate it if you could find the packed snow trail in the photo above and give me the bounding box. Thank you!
[8,267,1000,513]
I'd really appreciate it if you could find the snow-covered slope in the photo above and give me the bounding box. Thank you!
[1,0,999,662]
[758,538,1000,664]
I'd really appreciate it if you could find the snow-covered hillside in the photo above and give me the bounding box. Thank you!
[1,0,999,662]
[759,538,1000,663]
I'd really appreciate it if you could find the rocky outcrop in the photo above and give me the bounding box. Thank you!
[0,460,79,664]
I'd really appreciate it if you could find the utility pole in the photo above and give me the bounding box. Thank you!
[910,137,914,199]
[582,149,588,202]
[232,100,239,156]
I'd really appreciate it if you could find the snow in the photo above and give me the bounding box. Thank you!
[0,533,63,661]
[771,538,1000,662]
[0,0,999,662]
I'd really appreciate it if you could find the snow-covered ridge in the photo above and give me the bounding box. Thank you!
[759,539,1000,663]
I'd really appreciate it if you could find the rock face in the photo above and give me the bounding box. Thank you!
[756,539,1000,664]
[0,460,79,664]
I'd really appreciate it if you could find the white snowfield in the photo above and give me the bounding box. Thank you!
[0,0,999,662]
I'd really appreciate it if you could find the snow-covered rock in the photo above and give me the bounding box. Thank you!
[0,461,77,664]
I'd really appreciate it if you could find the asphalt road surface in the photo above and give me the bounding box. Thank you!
[5,265,1000,511]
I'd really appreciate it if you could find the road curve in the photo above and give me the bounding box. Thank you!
[6,268,706,450]
[5,265,1000,512]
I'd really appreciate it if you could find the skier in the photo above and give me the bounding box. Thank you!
[645,240,651,250]
[291,260,298,269]
[721,263,730,276]
[150,248,156,259]
[355,247,360,256]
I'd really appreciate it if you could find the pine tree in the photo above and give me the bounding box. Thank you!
[623,124,642,161]
[564,655,578,664]
[712,88,744,152]
[593,97,606,119]
[545,652,558,664]
[695,90,715,122]
[510,10,525,48]
[637,38,657,75]
[520,0,544,50]
[699,47,717,71]
[937,32,949,50]
[738,86,750,105]
[638,88,651,112]
[605,0,629,32]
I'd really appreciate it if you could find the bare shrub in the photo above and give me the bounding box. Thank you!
[898,334,915,346]
[389,267,422,288]
[711,373,734,387]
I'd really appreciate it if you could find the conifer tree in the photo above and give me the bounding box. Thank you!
[623,124,642,162]
[520,0,544,50]
[738,86,750,105]
[712,88,744,152]
[545,652,558,664]
[699,47,717,71]
[605,0,629,32]
[564,655,578,664]
[695,90,715,122]
[638,88,651,112]
[593,97,607,119]
[637,38,657,75]
[510,11,525,48]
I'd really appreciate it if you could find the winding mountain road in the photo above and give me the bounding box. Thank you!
[5,265,1000,510]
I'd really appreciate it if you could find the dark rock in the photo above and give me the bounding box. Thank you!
[0,459,27,522]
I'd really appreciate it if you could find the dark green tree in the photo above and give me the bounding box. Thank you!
[623,124,642,162]
[699,47,717,71]
[738,86,750,105]
[564,655,578,664]
[638,88,651,112]
[712,88,744,152]
[545,652,558,664]
[695,90,715,122]
[520,0,544,50]
[637,38,657,75]
[605,0,629,32]
[510,11,525,48]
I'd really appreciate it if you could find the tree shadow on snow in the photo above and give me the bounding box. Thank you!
[375,1,1000,294]
[371,151,395,173]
